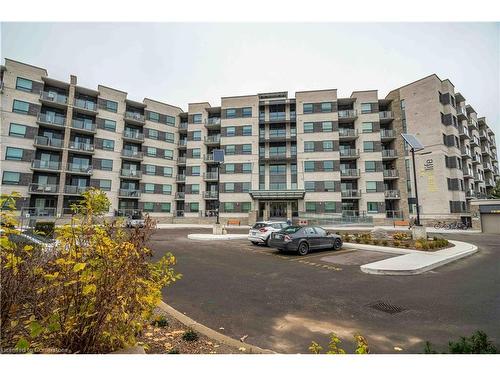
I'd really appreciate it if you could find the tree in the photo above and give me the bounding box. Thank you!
[488,180,500,199]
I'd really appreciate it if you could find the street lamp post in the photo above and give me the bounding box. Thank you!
[216,160,220,225]
[410,147,421,226]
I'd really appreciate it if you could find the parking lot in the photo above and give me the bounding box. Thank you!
[149,228,500,353]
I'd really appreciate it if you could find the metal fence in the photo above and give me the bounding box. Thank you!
[296,212,373,226]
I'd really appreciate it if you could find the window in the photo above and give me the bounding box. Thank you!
[305,181,315,191]
[304,141,314,152]
[361,103,372,114]
[323,160,334,172]
[191,166,200,176]
[242,163,252,173]
[145,165,156,175]
[225,183,235,192]
[192,114,202,124]
[242,107,252,117]
[161,203,171,212]
[143,202,155,212]
[164,149,174,160]
[101,159,113,171]
[16,77,33,92]
[303,103,313,114]
[148,111,160,122]
[363,141,375,152]
[148,129,159,140]
[323,140,333,152]
[101,119,115,132]
[324,202,336,213]
[242,125,252,136]
[191,184,200,194]
[305,202,316,212]
[225,109,236,118]
[242,182,251,193]
[99,179,112,191]
[163,166,173,177]
[166,132,174,143]
[242,144,252,154]
[365,161,376,172]
[361,122,374,133]
[191,148,200,159]
[104,100,118,113]
[225,164,235,173]
[144,183,155,193]
[162,184,172,195]
[223,202,235,212]
[366,181,377,192]
[324,181,336,192]
[321,102,332,112]
[166,115,176,126]
[226,126,236,137]
[304,161,315,172]
[193,131,202,141]
[367,202,379,213]
[2,171,21,184]
[322,122,333,132]
[304,122,314,133]
[5,147,23,161]
[189,202,199,213]
[12,100,30,114]
[102,139,115,151]
[146,147,157,157]
[9,123,27,137]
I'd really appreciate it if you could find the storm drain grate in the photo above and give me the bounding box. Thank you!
[367,301,406,315]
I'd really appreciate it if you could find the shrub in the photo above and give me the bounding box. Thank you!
[393,240,401,247]
[34,221,55,238]
[403,242,410,248]
[1,189,181,354]
[354,237,361,244]
[182,329,199,342]
[372,239,380,246]
[382,240,388,247]
[152,315,169,328]
[424,331,497,354]
[168,348,180,354]
[309,333,369,354]
[393,232,410,241]
[361,238,370,245]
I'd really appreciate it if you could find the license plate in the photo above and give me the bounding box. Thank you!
[251,231,257,236]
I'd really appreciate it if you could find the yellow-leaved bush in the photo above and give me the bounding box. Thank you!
[1,188,181,353]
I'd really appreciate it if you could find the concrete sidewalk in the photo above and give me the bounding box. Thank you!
[187,233,248,241]
[359,240,478,275]
[157,223,250,229]
[323,225,481,234]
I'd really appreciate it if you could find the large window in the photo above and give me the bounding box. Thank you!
[163,166,173,177]
[144,183,155,193]
[12,100,30,114]
[322,122,333,132]
[5,147,23,161]
[162,184,172,195]
[193,131,202,141]
[99,180,112,191]
[305,202,316,212]
[242,163,252,173]
[16,77,33,92]
[324,202,336,213]
[148,129,159,140]
[147,147,157,157]
[193,114,202,124]
[304,161,314,172]
[166,115,176,126]
[361,122,374,133]
[323,140,334,152]
[166,132,175,143]
[323,160,334,172]
[161,203,171,212]
[305,181,315,192]
[103,119,116,132]
[366,181,377,192]
[365,161,376,172]
[148,111,160,122]
[361,103,373,114]
[242,182,251,192]
[304,123,314,133]
[304,141,314,153]
[223,202,235,212]
[2,171,21,184]
[242,125,252,136]
[367,202,379,213]
[164,149,174,160]
[102,139,115,151]
[242,144,252,154]
[191,166,200,176]
[226,126,236,137]
[145,164,156,175]
[303,103,313,114]
[225,164,235,173]
[9,123,27,138]
[143,202,155,212]
[104,100,118,113]
[241,202,251,212]
[242,107,252,117]
[191,148,200,159]
[225,109,236,118]
[101,159,113,171]
[363,141,375,152]
[225,182,235,192]
[225,145,236,155]
[324,181,336,192]
[189,202,199,212]
[321,102,332,112]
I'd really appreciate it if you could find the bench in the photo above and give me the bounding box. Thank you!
[393,220,410,228]
[227,219,240,226]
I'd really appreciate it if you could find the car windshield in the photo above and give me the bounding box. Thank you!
[280,226,302,234]
[252,223,268,229]
[131,214,143,220]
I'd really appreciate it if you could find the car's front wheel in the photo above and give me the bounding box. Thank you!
[251,241,259,245]
[297,242,309,256]
[333,238,342,250]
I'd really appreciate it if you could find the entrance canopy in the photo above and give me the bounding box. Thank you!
[249,190,305,200]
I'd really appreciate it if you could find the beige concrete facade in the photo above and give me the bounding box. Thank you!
[1,61,498,224]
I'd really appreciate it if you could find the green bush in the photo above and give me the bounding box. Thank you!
[34,221,55,238]
[424,331,497,354]
[168,348,180,354]
[393,232,410,241]
[382,240,388,246]
[182,329,199,342]
[354,237,361,243]
[151,315,169,328]
[372,239,380,246]
[393,240,401,247]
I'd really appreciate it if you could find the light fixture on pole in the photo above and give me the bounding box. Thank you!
[212,149,225,225]
[401,134,424,226]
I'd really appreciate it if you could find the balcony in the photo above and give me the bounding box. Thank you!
[486,179,495,187]
[379,111,394,122]
[458,125,470,139]
[339,149,359,159]
[29,183,59,194]
[179,122,188,131]
[69,141,94,153]
[67,163,93,175]
[386,210,403,219]
[37,113,66,128]
[177,156,186,164]
[178,139,187,148]
[205,118,221,128]
[39,91,68,108]
[122,130,145,142]
[204,191,219,200]
[472,155,481,165]
[456,106,468,120]
[384,190,400,199]
[71,119,97,133]
[380,129,396,140]
[34,136,64,150]
[468,119,478,130]
[124,111,145,125]
[383,169,399,179]
[479,130,488,140]
[341,190,361,199]
[338,110,357,121]
[203,172,218,181]
[462,168,473,178]
[465,190,476,199]
[204,154,218,164]
[64,185,90,195]
[118,189,141,198]
[120,169,142,179]
[340,169,360,178]
[176,174,186,183]
[31,160,62,172]
[338,128,358,140]
[261,153,294,162]
[460,147,472,159]
[204,135,221,145]
[260,133,296,143]
[174,192,185,200]
[121,149,144,161]
[481,146,491,156]
[470,137,479,147]
[381,149,398,159]
[483,162,493,172]
[73,98,98,114]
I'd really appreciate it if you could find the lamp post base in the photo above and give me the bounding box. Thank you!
[213,223,225,235]
[412,225,427,240]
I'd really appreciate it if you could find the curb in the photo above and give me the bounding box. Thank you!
[157,301,276,354]
[187,233,249,241]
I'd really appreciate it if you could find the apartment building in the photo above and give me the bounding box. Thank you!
[1,59,498,225]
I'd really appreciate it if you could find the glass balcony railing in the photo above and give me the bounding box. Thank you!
[379,111,393,120]
[338,110,357,118]
[64,185,90,194]
[72,119,96,132]
[340,169,360,177]
[37,113,66,126]
[384,190,400,198]
[34,136,63,148]
[339,149,359,157]
[339,128,357,137]
[69,141,94,152]
[31,160,61,171]
[67,163,92,174]
[121,149,143,159]
[381,149,397,158]
[341,189,361,198]
[125,111,145,123]
[120,169,142,178]
[74,98,97,111]
[40,91,68,105]
[383,169,399,178]
[119,189,141,198]
[29,183,59,193]
[123,130,144,141]
[204,172,218,180]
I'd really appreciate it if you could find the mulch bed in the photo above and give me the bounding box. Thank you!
[137,308,242,354]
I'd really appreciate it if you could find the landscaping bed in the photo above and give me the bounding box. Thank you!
[138,308,242,354]
[339,231,454,251]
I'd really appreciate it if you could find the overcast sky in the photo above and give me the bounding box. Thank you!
[1,22,499,134]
